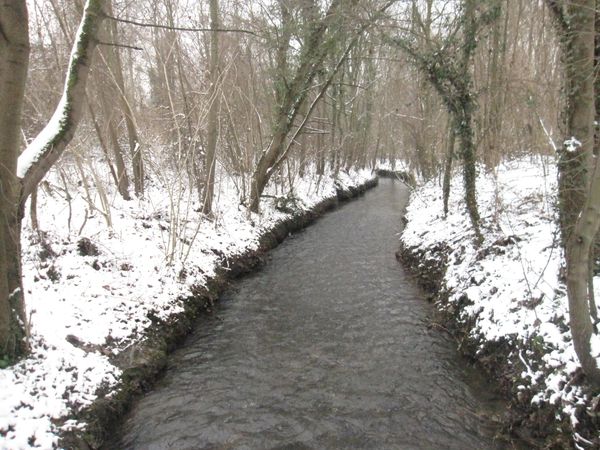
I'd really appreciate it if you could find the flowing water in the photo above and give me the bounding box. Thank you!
[115,179,514,450]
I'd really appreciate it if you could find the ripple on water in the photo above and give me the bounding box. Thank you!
[115,180,511,450]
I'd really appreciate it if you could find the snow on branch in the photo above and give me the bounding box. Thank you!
[17,0,104,203]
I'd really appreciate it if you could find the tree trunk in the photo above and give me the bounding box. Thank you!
[249,130,287,212]
[107,115,132,200]
[248,0,350,212]
[482,1,505,170]
[413,0,434,179]
[202,0,220,216]
[561,0,600,386]
[443,122,456,217]
[456,104,483,244]
[394,0,485,244]
[458,0,483,244]
[98,84,131,200]
[248,0,292,212]
[106,1,144,197]
[0,0,30,361]
[567,160,600,386]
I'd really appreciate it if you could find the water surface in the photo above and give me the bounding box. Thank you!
[116,179,510,449]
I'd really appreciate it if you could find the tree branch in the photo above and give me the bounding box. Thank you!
[102,14,258,37]
[97,40,142,51]
[18,0,104,204]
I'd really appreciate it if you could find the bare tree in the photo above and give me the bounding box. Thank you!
[249,0,397,212]
[202,0,220,215]
[391,0,501,244]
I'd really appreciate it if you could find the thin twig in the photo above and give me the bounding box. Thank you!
[96,40,143,51]
[103,14,258,37]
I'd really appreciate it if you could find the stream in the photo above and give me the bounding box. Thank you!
[114,178,514,449]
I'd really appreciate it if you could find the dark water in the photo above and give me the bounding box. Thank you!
[115,179,513,450]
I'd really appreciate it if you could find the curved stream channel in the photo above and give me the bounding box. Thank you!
[114,179,515,449]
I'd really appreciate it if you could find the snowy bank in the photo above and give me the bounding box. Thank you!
[0,167,376,449]
[399,158,600,449]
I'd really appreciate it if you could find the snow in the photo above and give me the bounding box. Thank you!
[375,158,410,172]
[17,96,67,179]
[0,163,374,449]
[564,137,582,153]
[16,0,91,179]
[401,157,600,445]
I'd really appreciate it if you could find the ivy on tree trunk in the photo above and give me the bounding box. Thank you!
[547,0,600,387]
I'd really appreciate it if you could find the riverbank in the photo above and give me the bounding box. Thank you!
[0,168,376,449]
[398,158,600,449]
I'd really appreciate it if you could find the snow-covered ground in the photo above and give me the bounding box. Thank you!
[0,165,374,449]
[401,157,600,448]
[375,158,410,173]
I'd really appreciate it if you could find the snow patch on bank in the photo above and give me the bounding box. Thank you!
[376,158,410,173]
[401,158,599,446]
[0,166,374,449]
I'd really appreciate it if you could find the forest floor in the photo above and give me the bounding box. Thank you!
[399,157,600,449]
[0,167,374,449]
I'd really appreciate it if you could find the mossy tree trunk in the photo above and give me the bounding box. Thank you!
[249,0,342,212]
[0,0,104,362]
[442,121,456,217]
[96,1,131,201]
[563,0,600,387]
[481,0,506,170]
[97,76,131,200]
[547,0,600,387]
[105,0,143,198]
[249,0,398,212]
[457,0,483,244]
[392,0,494,244]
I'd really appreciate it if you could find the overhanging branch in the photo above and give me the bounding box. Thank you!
[97,40,143,51]
[103,14,259,37]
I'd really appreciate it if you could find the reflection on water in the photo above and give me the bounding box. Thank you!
[115,179,511,450]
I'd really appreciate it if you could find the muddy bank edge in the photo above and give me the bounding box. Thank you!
[397,241,598,449]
